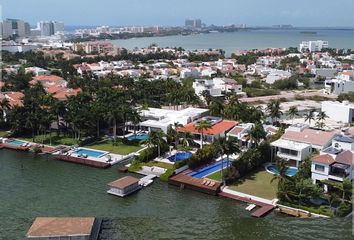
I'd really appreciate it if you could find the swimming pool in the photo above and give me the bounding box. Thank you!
[75,148,106,158]
[127,134,149,141]
[265,164,298,177]
[188,159,231,179]
[7,139,27,146]
[167,152,192,162]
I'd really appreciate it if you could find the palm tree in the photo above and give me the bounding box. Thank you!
[216,136,240,184]
[249,123,267,147]
[0,98,11,123]
[150,130,166,157]
[335,178,352,202]
[130,110,142,136]
[271,160,294,201]
[195,120,212,149]
[181,131,193,148]
[267,100,282,125]
[287,106,299,124]
[304,109,316,126]
[315,111,328,129]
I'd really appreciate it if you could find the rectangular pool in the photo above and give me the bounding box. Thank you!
[188,160,231,179]
[7,139,27,146]
[75,148,106,158]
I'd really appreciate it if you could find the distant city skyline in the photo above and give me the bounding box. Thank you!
[1,0,354,27]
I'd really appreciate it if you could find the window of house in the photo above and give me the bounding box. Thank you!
[315,164,325,172]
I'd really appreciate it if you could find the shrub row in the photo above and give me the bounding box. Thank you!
[187,144,219,170]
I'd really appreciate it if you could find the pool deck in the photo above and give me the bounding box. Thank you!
[0,142,31,151]
[168,170,222,195]
[219,188,275,218]
[54,154,111,169]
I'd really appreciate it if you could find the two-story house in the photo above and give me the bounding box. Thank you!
[311,135,354,191]
[271,124,338,168]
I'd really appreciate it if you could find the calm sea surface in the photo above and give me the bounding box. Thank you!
[0,150,352,239]
[111,28,354,56]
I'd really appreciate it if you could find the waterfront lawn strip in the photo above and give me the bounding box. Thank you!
[206,170,223,181]
[0,131,9,137]
[128,161,174,172]
[19,135,79,146]
[228,168,278,200]
[88,141,142,155]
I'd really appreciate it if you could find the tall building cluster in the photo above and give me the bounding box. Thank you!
[185,19,202,28]
[1,18,64,38]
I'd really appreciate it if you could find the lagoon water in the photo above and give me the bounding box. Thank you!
[0,150,352,239]
[111,28,354,56]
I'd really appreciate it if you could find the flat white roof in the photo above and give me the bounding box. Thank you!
[140,107,208,129]
[271,139,310,151]
[322,101,354,109]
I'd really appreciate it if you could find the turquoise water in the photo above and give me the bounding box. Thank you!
[127,134,149,141]
[75,148,106,158]
[0,150,352,239]
[266,164,298,177]
[111,28,354,56]
[7,139,26,146]
[188,160,231,178]
[167,151,192,162]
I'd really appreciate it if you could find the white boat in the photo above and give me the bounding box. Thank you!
[245,204,257,211]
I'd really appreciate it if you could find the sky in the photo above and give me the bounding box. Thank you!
[1,0,354,27]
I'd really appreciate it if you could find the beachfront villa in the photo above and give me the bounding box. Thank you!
[136,107,209,134]
[271,124,338,167]
[26,217,100,240]
[107,176,141,197]
[311,135,354,191]
[177,116,238,146]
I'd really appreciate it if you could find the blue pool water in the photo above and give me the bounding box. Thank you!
[188,160,231,179]
[167,152,192,162]
[127,134,149,141]
[7,140,26,146]
[266,164,298,177]
[75,149,106,158]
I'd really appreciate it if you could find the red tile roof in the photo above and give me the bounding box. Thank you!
[178,120,237,136]
[282,129,338,147]
[53,88,81,100]
[33,75,64,82]
[335,150,353,166]
[312,154,335,165]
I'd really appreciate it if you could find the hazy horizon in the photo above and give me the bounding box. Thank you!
[1,0,354,27]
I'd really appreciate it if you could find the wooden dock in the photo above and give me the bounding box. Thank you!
[169,171,221,195]
[54,154,111,169]
[218,191,275,217]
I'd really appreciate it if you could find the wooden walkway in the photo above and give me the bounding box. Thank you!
[218,192,274,217]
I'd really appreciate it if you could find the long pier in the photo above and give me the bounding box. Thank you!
[218,191,275,218]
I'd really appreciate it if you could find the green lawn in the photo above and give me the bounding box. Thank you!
[206,170,223,181]
[88,141,142,155]
[19,135,79,146]
[0,131,9,138]
[228,169,278,200]
[128,161,174,172]
[143,161,174,170]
